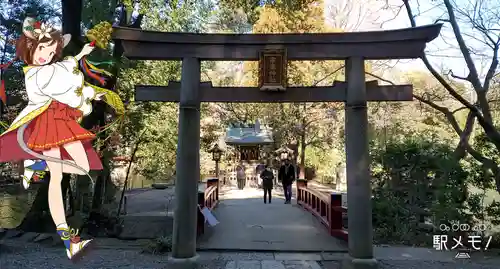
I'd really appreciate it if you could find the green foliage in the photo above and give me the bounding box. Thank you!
[141,235,172,254]
[81,0,116,29]
[0,0,60,109]
[216,0,320,27]
[209,1,343,169]
[371,135,500,245]
[112,0,216,181]
[474,132,500,164]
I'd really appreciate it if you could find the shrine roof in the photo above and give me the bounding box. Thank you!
[225,127,273,145]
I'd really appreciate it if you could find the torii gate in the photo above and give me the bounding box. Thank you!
[112,24,441,269]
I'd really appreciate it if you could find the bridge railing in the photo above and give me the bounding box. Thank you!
[296,179,348,241]
[197,178,219,236]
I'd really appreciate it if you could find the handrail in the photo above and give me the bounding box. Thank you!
[204,185,218,210]
[296,179,348,241]
[197,178,219,236]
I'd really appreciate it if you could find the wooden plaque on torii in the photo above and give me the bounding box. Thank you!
[259,49,287,91]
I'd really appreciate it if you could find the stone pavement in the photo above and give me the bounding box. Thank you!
[1,239,500,269]
[124,183,206,215]
[197,186,346,251]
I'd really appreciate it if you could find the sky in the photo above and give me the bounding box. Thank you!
[323,0,498,82]
[6,0,493,84]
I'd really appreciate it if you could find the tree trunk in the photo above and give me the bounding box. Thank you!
[61,0,83,47]
[81,101,106,210]
[300,133,306,167]
[61,174,73,214]
[86,5,127,227]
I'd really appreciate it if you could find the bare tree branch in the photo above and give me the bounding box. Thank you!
[451,106,469,114]
[313,65,344,86]
[435,18,450,24]
[483,37,500,91]
[403,0,500,152]
[454,111,475,159]
[447,70,471,82]
[364,69,500,189]
[442,0,492,124]
[365,71,395,85]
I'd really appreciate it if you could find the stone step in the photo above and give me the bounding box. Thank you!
[225,260,322,269]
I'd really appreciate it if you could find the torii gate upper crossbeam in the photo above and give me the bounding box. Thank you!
[112,24,442,60]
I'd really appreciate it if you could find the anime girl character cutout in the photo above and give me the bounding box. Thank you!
[0,17,106,260]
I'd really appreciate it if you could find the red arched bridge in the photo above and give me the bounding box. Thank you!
[196,178,347,251]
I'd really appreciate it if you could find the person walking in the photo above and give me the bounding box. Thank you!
[236,164,246,190]
[260,165,274,204]
[278,159,296,204]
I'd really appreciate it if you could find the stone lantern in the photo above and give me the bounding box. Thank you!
[210,143,223,177]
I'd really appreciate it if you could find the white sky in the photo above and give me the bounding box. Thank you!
[32,0,496,83]
[324,0,498,80]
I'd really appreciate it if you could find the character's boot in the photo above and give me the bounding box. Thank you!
[57,226,93,260]
[22,160,48,189]
[28,160,47,171]
[21,169,35,190]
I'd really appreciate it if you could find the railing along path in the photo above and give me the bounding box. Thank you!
[296,179,348,241]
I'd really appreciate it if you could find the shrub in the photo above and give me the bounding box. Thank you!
[371,136,472,246]
[141,235,172,254]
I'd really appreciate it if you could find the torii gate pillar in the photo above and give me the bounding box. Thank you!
[343,57,377,269]
[171,57,201,263]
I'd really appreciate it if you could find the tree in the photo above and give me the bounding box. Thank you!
[61,0,82,47]
[114,0,215,182]
[250,1,343,166]
[0,0,63,230]
[402,0,500,192]
[204,1,347,172]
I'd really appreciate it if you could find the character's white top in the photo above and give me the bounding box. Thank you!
[2,57,96,135]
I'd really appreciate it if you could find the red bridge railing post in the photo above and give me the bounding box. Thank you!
[295,180,347,241]
[206,178,219,200]
[330,193,347,240]
[296,178,307,201]
[330,193,342,232]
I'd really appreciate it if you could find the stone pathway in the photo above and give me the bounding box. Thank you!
[124,183,206,215]
[1,239,500,269]
[197,186,346,251]
[2,183,499,268]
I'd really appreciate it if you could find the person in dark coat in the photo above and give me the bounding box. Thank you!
[278,159,296,204]
[260,165,274,204]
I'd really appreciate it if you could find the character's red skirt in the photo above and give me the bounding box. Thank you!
[0,101,103,170]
